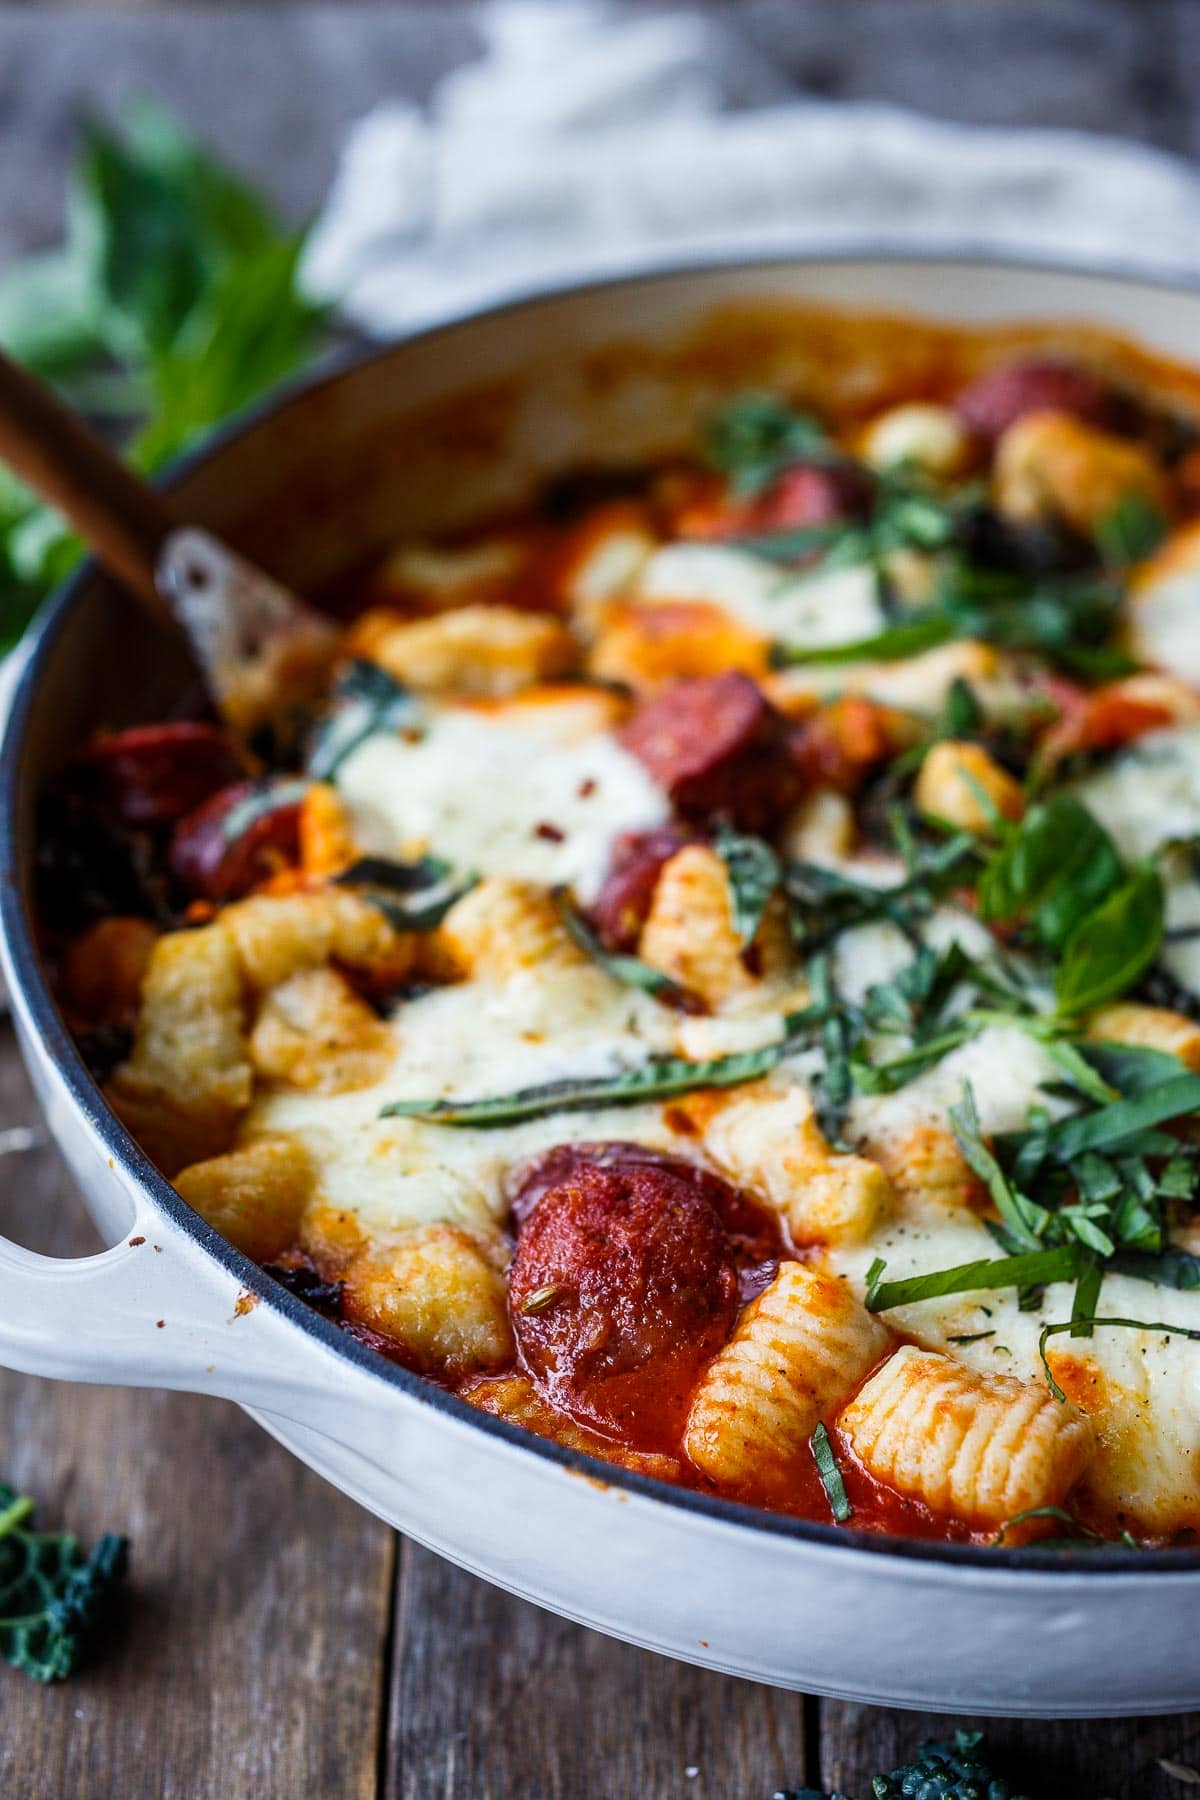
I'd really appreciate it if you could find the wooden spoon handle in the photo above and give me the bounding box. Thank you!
[0,347,178,622]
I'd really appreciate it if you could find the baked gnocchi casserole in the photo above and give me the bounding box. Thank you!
[41,311,1200,1547]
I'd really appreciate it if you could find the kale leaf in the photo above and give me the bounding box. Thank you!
[0,1484,128,1682]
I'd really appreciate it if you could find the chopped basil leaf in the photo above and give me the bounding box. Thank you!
[306,660,421,780]
[712,824,782,946]
[703,394,831,497]
[1040,1314,1200,1403]
[1094,491,1167,567]
[866,1247,1079,1313]
[379,1009,819,1127]
[978,796,1124,953]
[554,894,700,1009]
[809,1422,852,1523]
[334,854,473,931]
[950,1084,1047,1252]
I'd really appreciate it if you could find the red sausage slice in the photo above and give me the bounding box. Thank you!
[620,671,798,832]
[588,825,694,951]
[170,779,303,900]
[508,1148,741,1446]
[954,358,1122,447]
[82,722,246,827]
[743,460,874,533]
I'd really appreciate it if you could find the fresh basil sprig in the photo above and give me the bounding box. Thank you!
[703,394,831,497]
[866,1246,1079,1313]
[0,102,327,654]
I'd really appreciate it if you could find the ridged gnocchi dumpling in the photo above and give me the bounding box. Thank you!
[684,1263,892,1496]
[840,1344,1096,1527]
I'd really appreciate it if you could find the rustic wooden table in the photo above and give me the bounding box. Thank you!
[4,5,1200,1795]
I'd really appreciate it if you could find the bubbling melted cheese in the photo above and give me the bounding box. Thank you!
[335,692,667,902]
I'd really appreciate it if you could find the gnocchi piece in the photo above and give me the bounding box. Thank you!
[860,403,972,480]
[780,790,856,866]
[1086,1000,1200,1065]
[915,740,1023,834]
[107,923,252,1175]
[840,1344,1095,1527]
[437,876,591,981]
[298,783,358,877]
[59,916,158,1025]
[174,1135,313,1261]
[222,888,407,991]
[340,1223,513,1376]
[464,1374,680,1482]
[249,967,394,1094]
[1086,1002,1200,1072]
[637,845,792,1007]
[353,602,576,697]
[702,1083,892,1246]
[993,410,1169,537]
[684,1263,892,1496]
[586,600,767,690]
[859,1121,982,1213]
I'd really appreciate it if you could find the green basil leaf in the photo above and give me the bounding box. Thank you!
[306,661,422,780]
[712,824,782,945]
[334,854,474,932]
[1055,863,1165,1015]
[553,895,700,1009]
[1109,1248,1200,1290]
[809,1423,852,1524]
[1040,1313,1200,1402]
[1094,492,1167,567]
[703,394,830,497]
[949,1083,1048,1251]
[867,1246,1079,1312]
[379,1010,818,1127]
[770,612,956,668]
[977,796,1123,950]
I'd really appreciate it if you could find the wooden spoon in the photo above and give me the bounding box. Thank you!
[0,347,337,732]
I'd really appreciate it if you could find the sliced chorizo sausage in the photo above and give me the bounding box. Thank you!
[954,358,1124,447]
[620,671,798,832]
[508,1146,742,1446]
[170,779,303,901]
[82,722,247,827]
[588,824,694,951]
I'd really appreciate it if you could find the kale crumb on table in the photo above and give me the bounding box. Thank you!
[775,1730,1034,1800]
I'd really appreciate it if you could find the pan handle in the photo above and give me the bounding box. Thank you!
[0,1196,387,1423]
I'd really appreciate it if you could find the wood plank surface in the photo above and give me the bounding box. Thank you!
[385,1543,811,1799]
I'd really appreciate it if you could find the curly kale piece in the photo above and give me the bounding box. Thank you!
[0,1482,128,1682]
[871,1731,1031,1800]
[774,1731,1033,1800]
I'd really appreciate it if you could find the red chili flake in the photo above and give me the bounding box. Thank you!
[577,778,597,799]
[534,821,566,842]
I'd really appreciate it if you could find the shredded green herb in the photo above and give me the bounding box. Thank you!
[809,1422,853,1523]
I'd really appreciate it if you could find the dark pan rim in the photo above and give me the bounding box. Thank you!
[6,243,1200,1579]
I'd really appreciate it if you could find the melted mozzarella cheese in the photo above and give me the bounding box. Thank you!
[635,543,884,648]
[1074,725,1200,862]
[335,696,667,902]
[247,970,677,1238]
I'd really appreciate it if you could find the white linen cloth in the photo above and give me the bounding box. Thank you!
[302,0,1200,338]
